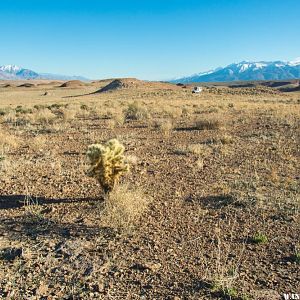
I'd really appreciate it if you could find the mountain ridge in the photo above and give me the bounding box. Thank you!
[0,64,89,81]
[171,59,300,83]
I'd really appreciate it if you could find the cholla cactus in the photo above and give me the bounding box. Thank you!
[86,139,129,193]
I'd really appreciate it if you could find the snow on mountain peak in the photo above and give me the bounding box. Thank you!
[0,64,22,73]
[238,63,250,72]
[171,58,300,83]
[288,57,300,66]
[236,61,267,73]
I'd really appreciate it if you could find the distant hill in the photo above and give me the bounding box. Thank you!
[0,64,89,81]
[171,59,300,83]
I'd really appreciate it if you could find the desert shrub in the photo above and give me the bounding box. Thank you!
[112,111,125,126]
[163,106,182,119]
[195,116,221,130]
[86,139,129,193]
[61,107,77,122]
[251,232,268,244]
[15,105,32,114]
[0,108,7,116]
[15,114,33,126]
[218,133,233,144]
[106,119,116,129]
[100,184,150,230]
[154,119,173,135]
[0,129,19,151]
[48,103,65,110]
[293,251,300,264]
[33,109,56,125]
[33,104,47,110]
[3,111,17,124]
[125,155,138,166]
[30,136,46,152]
[174,144,212,157]
[124,101,149,120]
[181,107,191,117]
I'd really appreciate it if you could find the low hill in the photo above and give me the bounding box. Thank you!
[95,78,179,93]
[60,80,85,88]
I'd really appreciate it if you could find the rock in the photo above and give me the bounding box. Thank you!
[0,247,22,261]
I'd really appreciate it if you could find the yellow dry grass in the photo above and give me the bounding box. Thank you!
[100,184,151,230]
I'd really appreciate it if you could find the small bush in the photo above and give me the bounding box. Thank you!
[113,112,125,126]
[174,144,212,157]
[30,136,46,152]
[33,109,57,125]
[3,111,17,123]
[251,232,268,244]
[124,101,149,121]
[187,144,212,156]
[0,108,8,116]
[154,119,173,135]
[211,282,238,299]
[218,133,233,144]
[292,251,300,264]
[34,104,47,110]
[195,116,221,130]
[0,129,19,151]
[86,139,129,193]
[61,108,77,122]
[15,105,32,114]
[100,184,150,230]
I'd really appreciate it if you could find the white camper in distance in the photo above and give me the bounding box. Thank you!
[192,86,202,93]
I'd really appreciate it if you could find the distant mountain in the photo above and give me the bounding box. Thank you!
[0,64,89,81]
[171,59,300,83]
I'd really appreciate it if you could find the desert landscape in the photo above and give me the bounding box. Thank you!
[0,79,299,299]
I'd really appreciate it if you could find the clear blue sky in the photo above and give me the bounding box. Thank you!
[1,0,300,80]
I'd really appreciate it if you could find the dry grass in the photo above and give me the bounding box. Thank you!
[0,128,19,151]
[218,133,234,144]
[187,144,213,156]
[30,135,46,152]
[32,109,57,125]
[153,118,173,135]
[3,111,17,124]
[100,184,151,230]
[61,107,77,122]
[174,143,212,157]
[112,111,125,126]
[125,155,139,166]
[195,115,222,130]
[124,101,149,121]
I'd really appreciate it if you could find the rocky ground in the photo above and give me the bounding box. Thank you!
[0,81,299,299]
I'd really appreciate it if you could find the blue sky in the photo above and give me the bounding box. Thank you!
[1,0,300,80]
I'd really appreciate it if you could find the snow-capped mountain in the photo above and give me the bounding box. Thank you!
[0,64,22,73]
[171,59,300,83]
[0,64,89,81]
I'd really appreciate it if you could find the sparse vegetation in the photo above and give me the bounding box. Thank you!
[0,80,299,299]
[33,108,57,125]
[154,118,173,135]
[124,101,149,120]
[195,115,222,130]
[251,232,268,244]
[100,184,150,230]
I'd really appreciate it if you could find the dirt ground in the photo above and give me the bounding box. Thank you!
[0,80,299,299]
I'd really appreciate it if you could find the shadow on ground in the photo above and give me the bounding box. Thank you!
[0,194,101,210]
[185,194,237,209]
